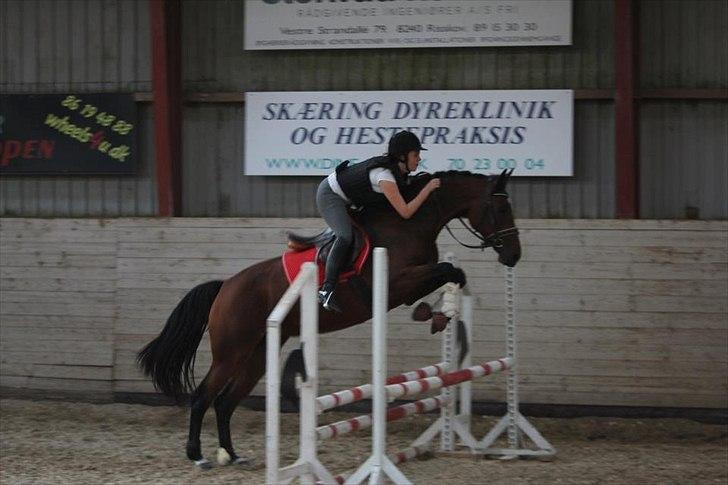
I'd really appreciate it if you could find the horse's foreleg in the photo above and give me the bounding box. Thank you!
[392,262,467,306]
[213,337,275,468]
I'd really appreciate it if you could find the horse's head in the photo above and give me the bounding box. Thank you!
[382,169,521,266]
[463,169,521,267]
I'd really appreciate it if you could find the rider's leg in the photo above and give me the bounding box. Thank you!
[322,231,351,282]
[315,180,353,312]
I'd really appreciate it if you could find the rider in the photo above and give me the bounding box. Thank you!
[316,130,441,312]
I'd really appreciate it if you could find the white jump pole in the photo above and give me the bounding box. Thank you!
[265,297,281,485]
[476,266,556,458]
[459,290,474,440]
[345,247,411,485]
[436,287,480,452]
[505,266,519,450]
[266,264,318,484]
[266,253,554,483]
[270,250,472,484]
[432,253,478,453]
[427,261,554,457]
[439,253,457,453]
[265,262,337,485]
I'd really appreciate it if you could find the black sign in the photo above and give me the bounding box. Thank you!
[0,93,137,175]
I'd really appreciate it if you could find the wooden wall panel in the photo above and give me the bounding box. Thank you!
[0,219,117,398]
[1,218,726,409]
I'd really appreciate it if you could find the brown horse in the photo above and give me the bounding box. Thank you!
[137,169,520,468]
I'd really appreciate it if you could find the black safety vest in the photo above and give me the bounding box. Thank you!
[336,156,408,207]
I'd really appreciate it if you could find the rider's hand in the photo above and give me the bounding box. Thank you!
[426,178,441,193]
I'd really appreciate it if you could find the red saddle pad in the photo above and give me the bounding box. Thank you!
[281,235,371,285]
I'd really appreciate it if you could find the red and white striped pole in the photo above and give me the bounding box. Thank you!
[386,358,512,400]
[317,395,450,441]
[316,363,446,413]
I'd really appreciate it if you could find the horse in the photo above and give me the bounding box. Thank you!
[137,168,521,468]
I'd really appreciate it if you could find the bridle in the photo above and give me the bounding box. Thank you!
[439,192,520,251]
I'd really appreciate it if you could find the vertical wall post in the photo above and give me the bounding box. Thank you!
[615,0,639,218]
[150,0,183,216]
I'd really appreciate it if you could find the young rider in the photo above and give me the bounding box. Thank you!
[315,130,441,312]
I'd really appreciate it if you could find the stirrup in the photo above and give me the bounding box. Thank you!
[318,289,342,313]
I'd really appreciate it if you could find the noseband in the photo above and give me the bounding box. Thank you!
[440,192,520,250]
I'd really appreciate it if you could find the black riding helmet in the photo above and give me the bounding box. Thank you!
[387,131,427,159]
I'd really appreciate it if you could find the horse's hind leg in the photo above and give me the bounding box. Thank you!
[213,338,275,467]
[186,358,238,468]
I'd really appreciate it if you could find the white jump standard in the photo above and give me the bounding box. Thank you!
[265,248,554,484]
[266,262,335,484]
[475,266,555,458]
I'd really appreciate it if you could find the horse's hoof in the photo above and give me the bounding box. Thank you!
[217,447,231,465]
[430,312,450,334]
[193,458,213,470]
[233,457,261,470]
[216,448,256,469]
[412,302,433,322]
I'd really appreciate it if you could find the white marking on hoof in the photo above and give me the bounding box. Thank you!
[216,447,231,465]
[233,456,252,465]
[194,458,212,470]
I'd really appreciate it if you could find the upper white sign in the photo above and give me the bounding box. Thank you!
[244,90,573,176]
[244,0,572,50]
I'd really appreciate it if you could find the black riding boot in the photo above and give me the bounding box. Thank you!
[318,236,349,313]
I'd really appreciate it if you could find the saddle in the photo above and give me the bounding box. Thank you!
[282,221,371,285]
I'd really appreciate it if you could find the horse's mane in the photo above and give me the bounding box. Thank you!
[355,170,495,224]
[402,170,494,199]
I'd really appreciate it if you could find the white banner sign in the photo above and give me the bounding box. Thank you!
[245,90,573,176]
[245,0,572,50]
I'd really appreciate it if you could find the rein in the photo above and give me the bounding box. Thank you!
[435,191,519,251]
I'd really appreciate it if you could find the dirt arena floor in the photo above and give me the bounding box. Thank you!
[1,398,726,484]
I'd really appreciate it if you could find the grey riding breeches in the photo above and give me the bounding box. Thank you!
[316,179,354,287]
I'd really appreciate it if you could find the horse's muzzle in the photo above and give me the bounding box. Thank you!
[498,250,521,267]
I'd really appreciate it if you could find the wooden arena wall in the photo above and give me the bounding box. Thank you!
[1,218,726,409]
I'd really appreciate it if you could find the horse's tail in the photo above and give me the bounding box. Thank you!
[136,280,224,400]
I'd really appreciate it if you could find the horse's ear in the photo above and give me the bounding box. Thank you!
[494,169,508,192]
